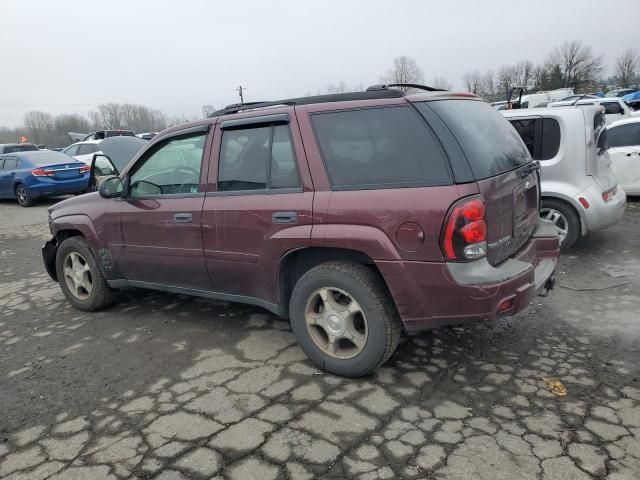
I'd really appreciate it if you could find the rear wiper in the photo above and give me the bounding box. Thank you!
[520,161,541,178]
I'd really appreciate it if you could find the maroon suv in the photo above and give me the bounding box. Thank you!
[42,85,559,377]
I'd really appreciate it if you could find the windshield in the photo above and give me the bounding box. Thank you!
[416,100,530,180]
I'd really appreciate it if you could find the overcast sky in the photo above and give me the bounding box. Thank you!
[1,0,638,127]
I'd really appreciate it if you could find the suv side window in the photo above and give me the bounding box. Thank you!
[312,106,451,189]
[218,124,301,192]
[607,123,640,148]
[129,132,206,197]
[604,102,624,115]
[510,119,536,157]
[541,118,561,160]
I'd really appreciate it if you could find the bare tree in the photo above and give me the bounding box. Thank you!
[325,80,349,94]
[202,105,216,118]
[23,111,53,144]
[615,49,639,88]
[479,70,499,102]
[513,60,534,90]
[381,56,425,93]
[547,40,603,90]
[462,70,482,94]
[432,76,452,90]
[498,65,518,97]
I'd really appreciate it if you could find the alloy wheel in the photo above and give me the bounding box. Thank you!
[63,252,93,300]
[16,186,28,205]
[304,287,368,359]
[541,207,569,245]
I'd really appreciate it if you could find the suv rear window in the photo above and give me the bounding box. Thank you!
[311,106,451,189]
[416,100,530,179]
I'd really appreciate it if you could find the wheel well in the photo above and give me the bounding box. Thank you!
[279,247,386,313]
[541,195,582,233]
[54,229,85,246]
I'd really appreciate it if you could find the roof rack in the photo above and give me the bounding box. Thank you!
[208,89,406,117]
[366,83,446,92]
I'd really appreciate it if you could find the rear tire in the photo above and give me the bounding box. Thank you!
[15,184,33,207]
[289,261,402,377]
[540,198,580,250]
[55,236,114,311]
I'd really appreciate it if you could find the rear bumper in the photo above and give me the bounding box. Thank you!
[577,183,626,234]
[376,218,559,331]
[26,176,89,198]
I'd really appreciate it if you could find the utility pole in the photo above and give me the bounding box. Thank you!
[236,86,246,105]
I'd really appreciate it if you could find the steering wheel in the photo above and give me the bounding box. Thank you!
[170,166,200,193]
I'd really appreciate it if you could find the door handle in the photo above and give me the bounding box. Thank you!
[173,212,193,223]
[272,211,298,224]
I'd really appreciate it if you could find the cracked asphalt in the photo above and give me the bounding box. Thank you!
[1,197,640,480]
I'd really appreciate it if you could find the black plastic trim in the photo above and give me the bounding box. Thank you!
[206,187,303,197]
[221,113,290,129]
[106,279,286,316]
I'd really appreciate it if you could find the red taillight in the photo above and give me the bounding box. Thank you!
[442,197,488,261]
[79,165,90,173]
[32,168,54,177]
[578,197,590,209]
[602,186,616,202]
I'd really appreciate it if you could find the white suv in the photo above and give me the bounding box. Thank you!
[502,106,626,249]
[62,140,102,165]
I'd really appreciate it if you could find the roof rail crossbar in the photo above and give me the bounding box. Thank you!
[366,83,446,92]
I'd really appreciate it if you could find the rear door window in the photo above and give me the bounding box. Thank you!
[64,145,79,156]
[607,123,640,148]
[2,158,18,170]
[311,106,451,189]
[218,124,301,192]
[416,100,530,180]
[78,143,97,155]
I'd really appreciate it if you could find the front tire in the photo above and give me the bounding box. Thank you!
[55,236,114,311]
[289,261,402,377]
[540,198,580,250]
[15,184,33,207]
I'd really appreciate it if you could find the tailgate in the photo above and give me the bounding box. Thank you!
[477,165,540,266]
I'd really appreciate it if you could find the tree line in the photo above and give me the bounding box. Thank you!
[1,41,637,148]
[314,42,639,102]
[0,103,194,148]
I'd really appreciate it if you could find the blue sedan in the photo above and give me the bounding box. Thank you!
[0,151,90,207]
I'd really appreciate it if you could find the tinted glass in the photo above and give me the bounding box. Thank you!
[510,119,536,157]
[604,102,624,115]
[312,106,451,189]
[64,145,79,156]
[607,123,640,148]
[541,118,561,160]
[2,158,18,170]
[219,126,270,191]
[218,124,300,191]
[130,133,205,196]
[418,100,530,179]
[270,125,300,189]
[78,143,97,155]
[105,131,135,137]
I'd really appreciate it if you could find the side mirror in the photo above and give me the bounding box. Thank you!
[99,176,124,198]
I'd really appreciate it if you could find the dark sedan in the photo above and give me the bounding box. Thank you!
[0,151,90,207]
